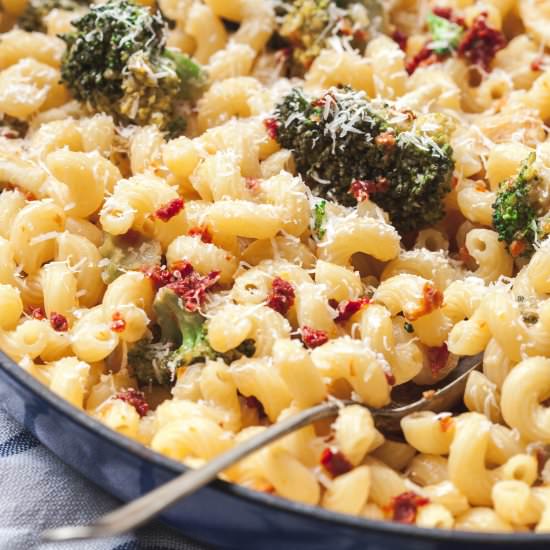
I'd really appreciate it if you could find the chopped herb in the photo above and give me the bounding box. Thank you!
[427,12,464,55]
[313,200,328,239]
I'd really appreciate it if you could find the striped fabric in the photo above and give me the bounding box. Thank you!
[0,407,208,550]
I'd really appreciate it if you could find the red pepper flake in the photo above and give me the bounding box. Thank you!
[385,371,396,386]
[155,198,185,222]
[267,277,295,316]
[244,395,267,420]
[110,311,126,333]
[50,312,68,332]
[301,326,329,349]
[386,491,430,524]
[188,226,213,244]
[408,283,444,321]
[320,448,353,478]
[510,239,526,258]
[457,12,506,71]
[116,388,149,417]
[439,415,454,432]
[427,344,450,377]
[334,297,370,324]
[392,29,408,52]
[29,306,46,320]
[451,175,459,189]
[264,117,279,140]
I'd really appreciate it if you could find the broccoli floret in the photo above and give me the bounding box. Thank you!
[129,288,256,386]
[277,0,384,76]
[492,153,550,258]
[272,87,455,233]
[99,233,162,284]
[18,0,88,33]
[426,12,464,56]
[60,0,206,132]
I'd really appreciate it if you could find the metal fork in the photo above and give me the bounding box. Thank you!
[42,353,482,542]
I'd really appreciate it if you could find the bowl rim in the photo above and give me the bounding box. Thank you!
[1,350,548,544]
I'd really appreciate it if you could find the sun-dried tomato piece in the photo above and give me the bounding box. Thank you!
[50,312,68,332]
[439,415,454,432]
[143,265,174,290]
[510,239,526,258]
[392,29,408,52]
[155,198,185,222]
[385,371,396,386]
[350,178,390,202]
[531,57,544,72]
[245,178,261,193]
[320,448,353,478]
[118,229,142,247]
[301,326,329,349]
[29,306,46,320]
[408,284,444,321]
[116,388,149,417]
[406,43,443,75]
[457,12,506,71]
[427,344,450,376]
[144,261,219,311]
[188,226,213,244]
[432,6,466,27]
[387,492,430,524]
[244,395,267,420]
[110,311,127,333]
[458,245,475,265]
[334,297,370,324]
[267,277,295,316]
[168,270,220,312]
[264,117,279,140]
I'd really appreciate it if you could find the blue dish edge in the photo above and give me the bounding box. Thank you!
[1,349,547,545]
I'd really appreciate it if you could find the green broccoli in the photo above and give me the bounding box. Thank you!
[426,12,464,55]
[272,87,455,233]
[312,200,328,239]
[129,288,255,386]
[60,0,206,132]
[18,0,88,33]
[492,153,550,258]
[277,0,384,76]
[99,233,162,285]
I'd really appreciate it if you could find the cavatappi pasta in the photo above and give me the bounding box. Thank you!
[3,0,550,534]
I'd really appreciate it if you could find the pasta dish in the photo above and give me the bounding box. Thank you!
[2,0,550,533]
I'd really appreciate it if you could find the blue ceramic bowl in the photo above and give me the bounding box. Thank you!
[1,350,548,550]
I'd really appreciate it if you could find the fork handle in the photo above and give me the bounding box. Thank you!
[41,401,342,542]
